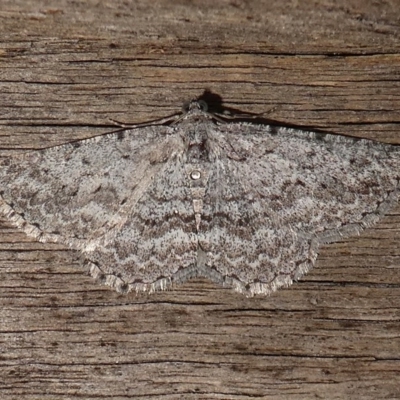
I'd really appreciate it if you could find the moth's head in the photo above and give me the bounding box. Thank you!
[182,100,209,116]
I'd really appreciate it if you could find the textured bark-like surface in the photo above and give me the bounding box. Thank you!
[1,0,400,399]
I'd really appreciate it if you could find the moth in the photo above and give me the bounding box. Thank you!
[1,100,399,295]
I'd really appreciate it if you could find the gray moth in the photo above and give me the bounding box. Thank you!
[0,100,399,296]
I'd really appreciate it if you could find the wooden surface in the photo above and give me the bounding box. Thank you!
[1,1,400,399]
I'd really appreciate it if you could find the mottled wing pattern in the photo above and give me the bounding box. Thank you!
[199,122,400,295]
[86,160,198,292]
[0,126,183,251]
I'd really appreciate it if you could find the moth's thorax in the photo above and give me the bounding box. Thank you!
[185,122,210,162]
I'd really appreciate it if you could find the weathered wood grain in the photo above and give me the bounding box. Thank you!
[1,0,400,399]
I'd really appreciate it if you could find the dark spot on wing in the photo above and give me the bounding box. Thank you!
[314,132,327,141]
[117,131,125,140]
